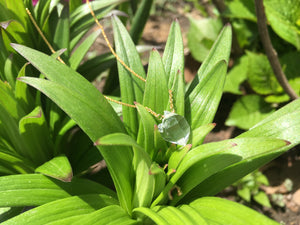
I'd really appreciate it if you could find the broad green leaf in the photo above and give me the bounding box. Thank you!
[143,49,169,115]
[72,205,138,225]
[223,0,257,21]
[12,44,133,214]
[133,207,170,225]
[19,106,54,165]
[186,60,227,130]
[247,51,280,95]
[2,194,118,225]
[112,15,146,138]
[176,137,288,204]
[225,95,275,130]
[95,133,154,208]
[19,77,133,213]
[264,0,300,49]
[186,25,232,96]
[162,21,185,116]
[35,155,73,182]
[154,206,201,224]
[190,197,279,225]
[0,174,117,207]
[187,17,223,62]
[152,140,239,207]
[223,55,248,94]
[69,29,101,70]
[265,51,300,102]
[182,99,300,200]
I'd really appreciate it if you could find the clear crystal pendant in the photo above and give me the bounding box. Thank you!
[158,111,190,146]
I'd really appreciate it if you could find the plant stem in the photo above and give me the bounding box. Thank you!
[254,0,299,100]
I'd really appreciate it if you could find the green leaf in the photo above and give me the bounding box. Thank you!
[186,24,232,96]
[95,133,154,208]
[143,49,169,115]
[14,63,34,112]
[186,60,228,130]
[163,21,185,116]
[168,144,192,172]
[152,140,239,206]
[190,197,279,225]
[0,80,25,120]
[19,106,54,165]
[264,0,300,49]
[2,194,118,225]
[70,0,121,40]
[12,44,133,214]
[136,104,157,159]
[173,137,288,205]
[191,123,216,147]
[182,100,300,199]
[246,51,280,95]
[225,95,275,130]
[223,55,248,94]
[53,6,70,57]
[0,174,117,207]
[112,15,146,138]
[69,29,101,70]
[0,207,23,223]
[35,155,73,182]
[130,0,154,44]
[77,53,115,81]
[254,191,271,207]
[237,186,251,202]
[72,205,138,225]
[223,0,257,21]
[187,17,223,62]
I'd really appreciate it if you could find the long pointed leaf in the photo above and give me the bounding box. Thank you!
[186,60,227,129]
[0,174,117,207]
[112,15,146,137]
[12,44,134,214]
[2,194,118,225]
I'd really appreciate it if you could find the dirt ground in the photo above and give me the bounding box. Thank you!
[91,1,300,223]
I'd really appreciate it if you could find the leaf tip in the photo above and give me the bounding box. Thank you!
[94,139,100,146]
[284,140,291,146]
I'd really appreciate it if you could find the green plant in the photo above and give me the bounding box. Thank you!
[0,11,299,223]
[187,0,300,130]
[234,170,271,208]
[0,0,130,179]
